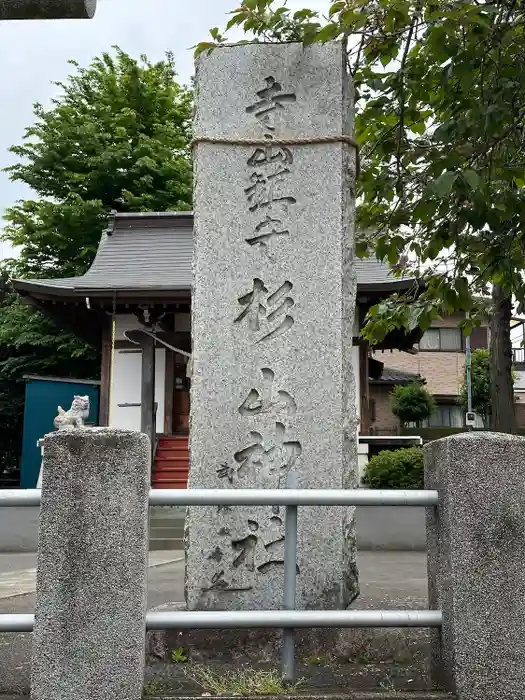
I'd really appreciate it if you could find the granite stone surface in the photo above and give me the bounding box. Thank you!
[188,40,358,612]
[31,428,150,700]
[0,0,96,19]
[425,432,525,700]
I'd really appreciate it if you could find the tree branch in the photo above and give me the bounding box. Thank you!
[396,13,417,197]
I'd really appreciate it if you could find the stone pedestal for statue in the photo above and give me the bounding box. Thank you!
[426,432,525,699]
[186,39,358,622]
[0,0,96,19]
[32,428,150,700]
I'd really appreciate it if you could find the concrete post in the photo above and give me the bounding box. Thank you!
[425,432,525,699]
[0,0,96,19]
[31,428,150,700]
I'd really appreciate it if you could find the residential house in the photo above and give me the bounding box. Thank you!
[368,315,525,435]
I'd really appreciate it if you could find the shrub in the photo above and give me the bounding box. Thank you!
[362,447,424,489]
[391,382,436,427]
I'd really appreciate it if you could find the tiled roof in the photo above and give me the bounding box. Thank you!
[354,257,414,291]
[13,212,414,295]
[374,366,421,384]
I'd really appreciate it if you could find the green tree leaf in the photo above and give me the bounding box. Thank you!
[433,171,458,198]
[462,169,480,191]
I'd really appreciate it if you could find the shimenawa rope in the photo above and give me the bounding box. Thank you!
[192,134,360,176]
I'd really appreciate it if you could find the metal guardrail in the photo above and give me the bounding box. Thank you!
[0,610,442,634]
[0,488,439,508]
[0,485,440,682]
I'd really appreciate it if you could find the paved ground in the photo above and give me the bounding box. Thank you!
[0,508,40,553]
[0,551,185,697]
[0,552,182,600]
[0,551,429,698]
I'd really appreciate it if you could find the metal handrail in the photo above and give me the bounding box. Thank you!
[0,485,440,682]
[0,488,439,508]
[0,609,442,634]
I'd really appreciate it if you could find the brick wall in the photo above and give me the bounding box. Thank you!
[370,384,398,433]
[374,349,466,395]
[370,314,489,397]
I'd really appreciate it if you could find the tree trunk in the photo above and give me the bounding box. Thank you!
[490,284,517,433]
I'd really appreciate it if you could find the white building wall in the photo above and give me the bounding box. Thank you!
[110,314,166,433]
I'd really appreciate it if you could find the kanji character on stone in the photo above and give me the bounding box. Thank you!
[235,278,295,343]
[246,76,296,131]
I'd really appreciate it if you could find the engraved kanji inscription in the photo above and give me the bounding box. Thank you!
[244,169,296,213]
[245,215,290,251]
[217,422,302,488]
[246,76,296,132]
[235,278,294,342]
[238,368,296,418]
[206,513,292,592]
[244,77,297,253]
[247,145,293,167]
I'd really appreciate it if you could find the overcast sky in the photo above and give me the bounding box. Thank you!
[0,0,328,259]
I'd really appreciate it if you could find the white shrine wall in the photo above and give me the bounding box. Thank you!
[109,314,165,434]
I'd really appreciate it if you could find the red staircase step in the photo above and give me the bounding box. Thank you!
[155,456,187,462]
[154,462,188,470]
[152,481,188,490]
[154,470,189,479]
[153,434,189,489]
[155,453,188,460]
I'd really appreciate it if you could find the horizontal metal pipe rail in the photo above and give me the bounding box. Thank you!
[0,488,439,508]
[0,609,442,633]
[0,486,440,681]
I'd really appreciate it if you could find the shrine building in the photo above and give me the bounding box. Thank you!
[12,211,421,487]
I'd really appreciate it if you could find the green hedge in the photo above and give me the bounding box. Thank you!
[363,446,424,489]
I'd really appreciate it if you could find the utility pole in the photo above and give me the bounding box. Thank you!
[465,319,475,430]
[0,0,96,20]
[465,332,473,413]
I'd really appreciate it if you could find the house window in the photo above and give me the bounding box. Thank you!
[423,404,464,428]
[419,328,463,352]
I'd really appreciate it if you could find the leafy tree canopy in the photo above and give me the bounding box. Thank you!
[199,0,525,432]
[4,47,193,279]
[0,48,193,475]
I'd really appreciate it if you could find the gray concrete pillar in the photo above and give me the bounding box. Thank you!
[32,428,150,700]
[0,0,96,19]
[425,432,525,699]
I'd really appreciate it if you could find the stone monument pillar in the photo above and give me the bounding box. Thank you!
[0,0,96,19]
[187,40,358,612]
